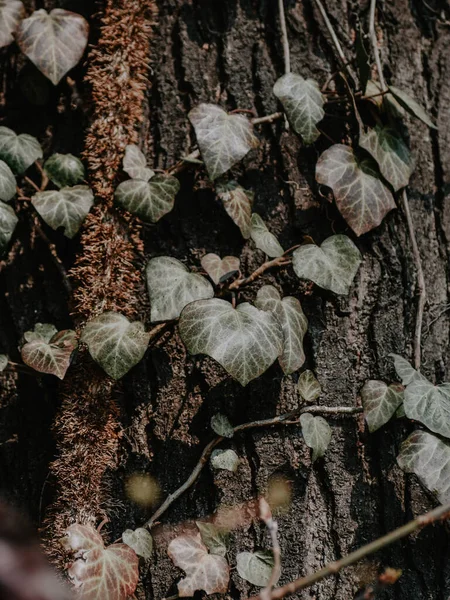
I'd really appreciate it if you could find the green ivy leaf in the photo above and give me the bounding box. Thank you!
[32,185,94,238]
[0,126,43,174]
[273,73,324,144]
[24,322,58,343]
[201,253,240,285]
[361,380,404,432]
[297,370,321,402]
[44,153,85,188]
[292,235,361,295]
[403,375,450,439]
[211,414,234,438]
[122,528,153,560]
[189,104,258,180]
[0,201,18,254]
[255,285,308,375]
[16,9,89,85]
[0,0,24,48]
[21,327,77,379]
[146,256,214,322]
[250,214,284,258]
[196,522,228,557]
[236,551,275,587]
[390,353,425,386]
[316,144,395,236]
[81,312,150,380]
[389,86,437,129]
[179,298,284,386]
[115,175,180,223]
[122,145,155,181]
[210,449,240,472]
[216,181,253,238]
[300,413,332,462]
[0,160,16,202]
[0,354,8,372]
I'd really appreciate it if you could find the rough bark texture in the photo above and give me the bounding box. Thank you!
[1,0,450,599]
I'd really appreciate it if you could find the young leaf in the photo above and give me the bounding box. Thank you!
[297,370,321,402]
[122,528,153,560]
[32,185,94,238]
[201,253,240,285]
[168,532,229,596]
[216,180,253,238]
[292,235,361,295]
[236,551,276,587]
[196,522,228,557]
[122,145,154,181]
[62,523,139,600]
[250,213,284,257]
[44,153,85,188]
[300,413,332,462]
[179,298,284,386]
[189,103,258,180]
[316,144,396,236]
[0,201,18,254]
[403,376,450,439]
[17,9,89,85]
[0,354,8,371]
[24,322,58,343]
[255,285,308,375]
[273,73,324,144]
[115,175,180,223]
[21,328,77,379]
[390,353,425,386]
[0,126,43,174]
[146,256,214,322]
[360,380,404,432]
[388,86,437,129]
[397,430,450,503]
[359,126,414,192]
[210,449,240,472]
[0,0,24,48]
[0,160,16,202]
[211,414,234,438]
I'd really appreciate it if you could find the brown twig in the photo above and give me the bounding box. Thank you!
[24,175,41,194]
[369,0,387,91]
[260,498,281,600]
[252,112,284,126]
[228,256,291,290]
[278,0,290,74]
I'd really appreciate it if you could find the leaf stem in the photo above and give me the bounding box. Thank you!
[260,499,282,600]
[278,0,290,74]
[228,255,291,290]
[369,0,387,91]
[24,176,41,194]
[252,112,284,125]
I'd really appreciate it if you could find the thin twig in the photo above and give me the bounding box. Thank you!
[252,112,284,126]
[369,0,387,91]
[260,498,281,600]
[24,176,41,194]
[278,0,290,74]
[228,256,291,290]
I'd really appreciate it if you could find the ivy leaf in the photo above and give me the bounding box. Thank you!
[21,327,77,379]
[17,9,89,85]
[196,522,228,557]
[292,235,361,295]
[32,185,94,238]
[146,256,214,322]
[115,175,180,223]
[273,73,324,144]
[388,86,437,129]
[179,298,284,386]
[316,144,396,236]
[210,449,240,472]
[62,523,139,600]
[44,153,85,188]
[297,370,321,402]
[122,145,154,181]
[168,532,229,596]
[359,126,414,192]
[0,126,43,174]
[390,353,425,386]
[211,414,234,438]
[300,413,332,462]
[216,180,253,238]
[189,103,258,180]
[24,322,58,343]
[361,380,404,432]
[255,285,308,375]
[236,551,275,587]
[122,528,153,560]
[0,0,24,48]
[0,354,8,371]
[403,375,450,439]
[0,201,18,254]
[201,253,240,285]
[0,160,16,202]
[397,430,450,503]
[250,214,284,257]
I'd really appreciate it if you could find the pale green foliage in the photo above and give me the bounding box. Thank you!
[210,449,239,472]
[297,370,321,402]
[196,522,228,557]
[361,380,404,432]
[250,213,284,258]
[122,145,155,181]
[0,126,42,174]
[388,86,437,129]
[0,201,18,254]
[390,353,424,385]
[236,551,276,586]
[0,160,16,201]
[24,322,58,343]
[0,354,8,372]
[21,326,77,379]
[122,528,153,559]
[115,175,180,223]
[32,185,94,238]
[300,413,332,462]
[44,153,85,188]
[201,253,240,285]
[211,414,234,438]
[216,180,253,238]
[0,0,24,48]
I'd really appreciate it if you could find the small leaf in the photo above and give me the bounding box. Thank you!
[122,145,154,181]
[300,413,332,462]
[316,144,396,236]
[17,9,89,85]
[210,449,240,472]
[297,370,321,402]
[201,253,240,285]
[403,375,450,439]
[0,201,18,254]
[211,414,234,438]
[216,180,253,238]
[146,256,214,322]
[0,160,16,202]
[0,354,8,371]
[389,86,437,129]
[44,153,85,188]
[115,175,180,223]
[359,126,414,192]
[0,0,24,48]
[81,312,150,379]
[32,185,94,238]
[179,298,284,386]
[21,327,77,379]
[250,213,284,257]
[189,103,258,180]
[361,380,404,432]
[196,522,228,557]
[122,528,153,560]
[236,551,275,587]
[292,235,361,295]
[24,322,58,343]
[273,73,324,144]
[0,126,43,174]
[255,285,308,375]
[390,353,425,386]
[398,430,450,503]
[168,532,229,596]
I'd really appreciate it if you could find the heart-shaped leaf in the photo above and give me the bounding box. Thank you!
[0,201,18,254]
[62,523,139,600]
[32,185,94,238]
[398,430,450,503]
[297,370,321,402]
[273,73,324,144]
[168,532,229,596]
[44,153,85,188]
[250,213,284,257]
[390,353,425,386]
[179,298,284,386]
[0,126,43,174]
[216,180,253,238]
[292,235,361,295]
[236,551,276,587]
[189,104,258,180]
[0,0,24,48]
[210,449,240,472]
[388,86,437,129]
[81,312,150,379]
[361,380,404,432]
[201,253,240,285]
[403,375,450,439]
[115,175,180,223]
[316,144,396,236]
[255,285,308,375]
[196,522,228,557]
[0,160,16,202]
[211,414,234,438]
[300,413,332,462]
[0,354,8,371]
[146,256,214,322]
[122,145,154,181]
[24,322,58,343]
[122,528,153,560]
[17,9,89,85]
[359,126,414,192]
[21,327,77,379]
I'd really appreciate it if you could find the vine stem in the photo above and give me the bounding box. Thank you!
[369,0,387,91]
[228,255,291,290]
[278,0,290,74]
[252,112,284,125]
[260,498,281,600]
[247,500,450,600]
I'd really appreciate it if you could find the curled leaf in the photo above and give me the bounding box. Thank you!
[250,213,284,257]
[236,551,276,587]
[21,327,77,379]
[210,449,240,472]
[44,153,86,188]
[122,145,155,181]
[0,201,18,254]
[0,0,24,48]
[216,180,253,238]
[0,160,16,202]
[122,528,153,560]
[0,126,43,174]
[32,185,94,238]
[388,86,437,129]
[201,253,240,285]
[115,175,180,223]
[361,380,404,432]
[297,370,321,402]
[300,413,332,462]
